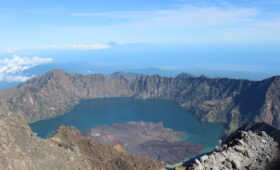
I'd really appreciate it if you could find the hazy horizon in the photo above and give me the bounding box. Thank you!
[1,0,280,87]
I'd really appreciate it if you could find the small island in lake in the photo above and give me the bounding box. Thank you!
[83,121,203,164]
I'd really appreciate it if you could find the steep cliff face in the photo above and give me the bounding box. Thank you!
[0,69,279,133]
[0,113,163,170]
[259,76,280,127]
[0,70,136,121]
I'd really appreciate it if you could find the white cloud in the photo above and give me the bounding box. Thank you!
[62,44,110,50]
[71,6,259,29]
[67,5,280,43]
[2,44,110,53]
[1,75,31,82]
[0,55,53,82]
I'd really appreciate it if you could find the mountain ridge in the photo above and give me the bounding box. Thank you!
[0,69,279,133]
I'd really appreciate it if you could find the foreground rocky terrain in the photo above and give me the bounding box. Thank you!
[84,121,203,164]
[182,123,280,170]
[1,111,279,170]
[0,69,279,133]
[0,113,164,170]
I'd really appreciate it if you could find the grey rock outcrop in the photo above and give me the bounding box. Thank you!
[186,126,280,170]
[233,122,280,147]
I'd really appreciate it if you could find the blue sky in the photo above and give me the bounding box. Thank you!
[0,0,280,83]
[1,0,280,48]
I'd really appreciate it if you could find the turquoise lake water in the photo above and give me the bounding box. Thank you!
[29,98,224,157]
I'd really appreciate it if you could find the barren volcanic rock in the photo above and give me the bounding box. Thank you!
[184,123,280,170]
[84,121,203,164]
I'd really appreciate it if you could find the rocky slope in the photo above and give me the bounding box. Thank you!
[0,113,164,170]
[0,69,280,133]
[183,123,280,170]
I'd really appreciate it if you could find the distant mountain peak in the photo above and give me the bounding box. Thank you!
[176,73,196,79]
[46,69,67,76]
[111,72,144,78]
